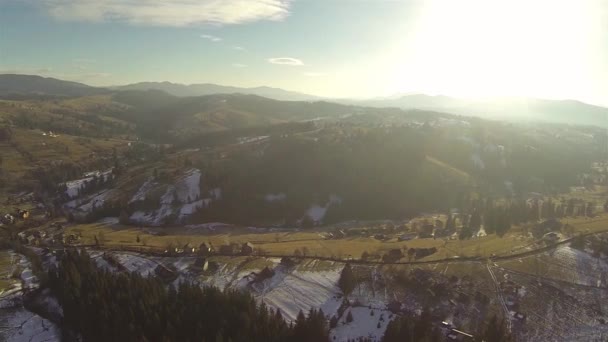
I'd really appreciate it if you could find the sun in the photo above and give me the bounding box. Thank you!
[387,0,602,100]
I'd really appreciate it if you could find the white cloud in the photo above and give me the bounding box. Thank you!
[267,57,304,66]
[36,0,291,26]
[232,63,247,68]
[232,46,247,51]
[303,72,327,77]
[200,34,222,42]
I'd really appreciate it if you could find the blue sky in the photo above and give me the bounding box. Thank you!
[1,0,607,105]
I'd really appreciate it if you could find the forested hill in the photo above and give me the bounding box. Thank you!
[0,74,108,98]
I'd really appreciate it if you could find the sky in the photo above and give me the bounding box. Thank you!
[0,0,607,105]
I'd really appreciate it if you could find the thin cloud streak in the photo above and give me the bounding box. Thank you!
[268,57,304,66]
[35,0,292,27]
[200,34,222,42]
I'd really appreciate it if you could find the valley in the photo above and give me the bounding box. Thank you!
[1,75,608,341]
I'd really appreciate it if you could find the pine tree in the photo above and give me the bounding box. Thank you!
[346,311,354,323]
[338,263,356,297]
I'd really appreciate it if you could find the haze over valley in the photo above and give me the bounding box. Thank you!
[1,1,608,341]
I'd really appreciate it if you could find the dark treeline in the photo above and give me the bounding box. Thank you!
[48,250,329,342]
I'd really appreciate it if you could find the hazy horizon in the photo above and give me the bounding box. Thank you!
[1,0,607,106]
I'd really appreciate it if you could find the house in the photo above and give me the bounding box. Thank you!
[374,234,386,240]
[399,232,417,241]
[514,312,526,322]
[182,243,195,255]
[241,242,254,255]
[198,242,213,256]
[16,209,29,219]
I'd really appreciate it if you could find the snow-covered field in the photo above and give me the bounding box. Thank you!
[496,246,608,341]
[256,263,343,322]
[0,308,60,342]
[330,307,395,342]
[110,253,159,276]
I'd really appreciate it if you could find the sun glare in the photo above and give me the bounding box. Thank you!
[389,0,601,100]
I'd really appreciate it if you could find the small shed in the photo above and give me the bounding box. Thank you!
[198,242,213,256]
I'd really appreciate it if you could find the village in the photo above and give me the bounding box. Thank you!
[2,182,608,341]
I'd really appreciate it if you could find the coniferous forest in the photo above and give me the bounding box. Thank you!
[48,250,329,342]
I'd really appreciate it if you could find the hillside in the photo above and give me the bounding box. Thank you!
[111,91,363,140]
[0,74,108,98]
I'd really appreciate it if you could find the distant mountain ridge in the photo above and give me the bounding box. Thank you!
[348,94,608,127]
[113,81,321,101]
[0,74,108,97]
[1,74,607,128]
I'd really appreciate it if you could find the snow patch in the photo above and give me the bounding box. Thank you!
[330,307,395,342]
[306,195,342,223]
[0,308,61,342]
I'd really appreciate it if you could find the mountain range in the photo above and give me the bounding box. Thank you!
[113,81,320,101]
[1,74,607,127]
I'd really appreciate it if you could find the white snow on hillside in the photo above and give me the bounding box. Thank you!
[65,189,112,213]
[129,169,205,225]
[256,263,343,321]
[64,169,113,198]
[174,169,201,203]
[330,307,395,342]
[307,205,327,223]
[551,246,608,286]
[160,185,176,204]
[10,251,39,290]
[111,253,158,276]
[179,200,204,217]
[0,309,61,342]
[306,195,342,223]
[129,178,157,203]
